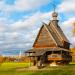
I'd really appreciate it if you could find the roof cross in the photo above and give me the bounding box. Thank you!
[52,3,56,12]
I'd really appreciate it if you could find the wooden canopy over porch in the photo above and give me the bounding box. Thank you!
[25,47,70,57]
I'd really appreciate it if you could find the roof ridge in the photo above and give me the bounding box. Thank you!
[49,21,69,42]
[45,25,63,46]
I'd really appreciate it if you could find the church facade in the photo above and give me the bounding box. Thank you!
[25,11,72,68]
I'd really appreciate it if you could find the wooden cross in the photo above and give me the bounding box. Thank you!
[52,3,56,12]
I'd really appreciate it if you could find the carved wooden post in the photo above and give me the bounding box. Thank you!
[61,50,62,56]
[33,56,36,66]
[29,53,31,67]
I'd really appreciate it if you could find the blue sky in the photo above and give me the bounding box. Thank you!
[0,0,75,56]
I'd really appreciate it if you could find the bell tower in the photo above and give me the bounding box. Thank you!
[50,3,59,27]
[51,2,58,21]
[52,12,58,20]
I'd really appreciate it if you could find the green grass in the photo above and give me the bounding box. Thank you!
[69,62,75,64]
[0,62,30,71]
[0,62,75,75]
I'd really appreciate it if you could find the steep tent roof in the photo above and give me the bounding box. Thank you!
[33,24,61,47]
[33,22,69,48]
[45,24,63,46]
[33,12,70,48]
[49,20,69,43]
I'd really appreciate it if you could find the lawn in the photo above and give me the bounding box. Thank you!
[0,62,75,75]
[0,62,30,71]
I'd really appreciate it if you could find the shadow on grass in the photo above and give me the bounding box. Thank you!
[13,70,75,75]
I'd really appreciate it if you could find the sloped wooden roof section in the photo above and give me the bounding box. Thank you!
[33,19,70,48]
[25,12,70,57]
[25,47,69,56]
[49,20,69,43]
[33,23,59,47]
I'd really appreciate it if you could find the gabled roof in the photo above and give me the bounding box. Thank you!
[25,12,70,55]
[45,24,63,46]
[33,22,67,47]
[49,20,69,43]
[33,11,70,48]
[33,24,58,47]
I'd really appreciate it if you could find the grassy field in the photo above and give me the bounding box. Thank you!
[0,62,75,75]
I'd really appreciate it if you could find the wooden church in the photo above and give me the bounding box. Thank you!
[25,11,72,68]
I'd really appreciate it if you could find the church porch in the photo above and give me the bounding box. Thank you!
[25,48,71,68]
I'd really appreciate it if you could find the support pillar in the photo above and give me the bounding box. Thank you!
[29,53,31,67]
[61,50,62,56]
[52,51,54,54]
[33,56,36,66]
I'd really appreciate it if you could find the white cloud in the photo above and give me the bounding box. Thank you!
[58,0,75,13]
[11,12,52,31]
[0,0,75,53]
[0,25,5,32]
[0,11,52,51]
[61,17,75,47]
[1,9,75,50]
[14,0,51,11]
[0,17,9,32]
[0,0,51,12]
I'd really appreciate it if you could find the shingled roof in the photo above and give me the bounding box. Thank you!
[33,21,69,48]
[49,20,69,43]
[45,24,63,46]
[33,11,70,48]
[25,47,69,56]
[25,12,70,55]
